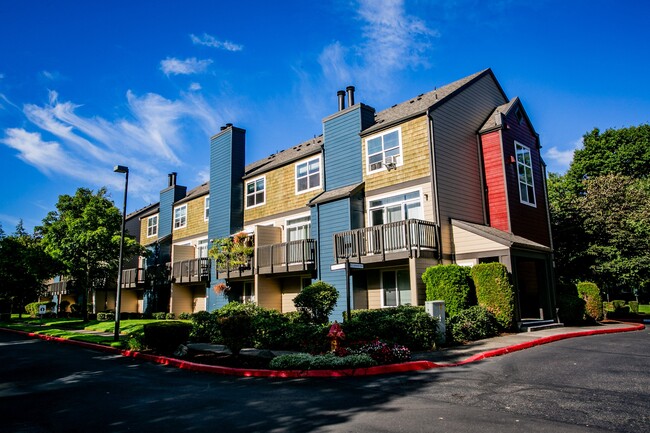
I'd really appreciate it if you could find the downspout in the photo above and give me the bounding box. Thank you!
[426,108,442,260]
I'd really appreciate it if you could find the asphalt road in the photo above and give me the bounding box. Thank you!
[0,328,648,433]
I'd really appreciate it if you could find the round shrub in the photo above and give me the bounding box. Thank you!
[447,305,499,344]
[422,264,474,317]
[190,310,219,343]
[178,312,191,320]
[556,292,586,325]
[97,311,115,322]
[471,263,515,330]
[576,282,603,321]
[293,281,339,323]
[269,353,314,370]
[218,314,253,356]
[143,321,192,354]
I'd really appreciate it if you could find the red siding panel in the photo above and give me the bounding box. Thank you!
[480,130,509,232]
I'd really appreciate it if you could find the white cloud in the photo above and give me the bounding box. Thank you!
[189,82,202,91]
[0,73,4,79]
[160,57,213,76]
[190,33,243,52]
[545,138,583,173]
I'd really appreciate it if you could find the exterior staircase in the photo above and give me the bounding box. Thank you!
[519,319,564,332]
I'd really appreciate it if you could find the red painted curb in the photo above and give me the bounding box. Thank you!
[1,323,644,378]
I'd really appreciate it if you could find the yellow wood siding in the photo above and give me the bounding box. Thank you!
[366,270,382,310]
[244,156,323,223]
[256,275,282,311]
[170,284,205,315]
[173,196,208,239]
[172,245,195,262]
[281,277,301,313]
[363,117,431,191]
[140,213,159,246]
[120,290,140,313]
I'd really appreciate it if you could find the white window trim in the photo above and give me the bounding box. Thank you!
[295,156,322,195]
[366,187,423,227]
[284,212,312,242]
[204,195,210,221]
[514,141,537,208]
[365,126,404,174]
[173,204,187,230]
[146,214,158,238]
[245,175,266,209]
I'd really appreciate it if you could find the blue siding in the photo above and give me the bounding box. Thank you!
[323,107,364,190]
[207,127,245,310]
[314,199,352,320]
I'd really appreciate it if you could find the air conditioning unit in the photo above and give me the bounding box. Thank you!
[370,161,383,171]
[384,155,398,171]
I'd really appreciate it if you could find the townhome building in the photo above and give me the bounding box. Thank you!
[207,68,557,323]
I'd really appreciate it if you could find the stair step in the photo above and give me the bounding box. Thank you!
[522,322,564,332]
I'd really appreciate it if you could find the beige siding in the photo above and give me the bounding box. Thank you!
[366,270,382,310]
[120,290,140,313]
[433,74,508,258]
[173,195,209,240]
[452,226,505,254]
[412,257,438,305]
[353,285,368,310]
[256,275,282,311]
[281,278,301,313]
[244,155,323,223]
[170,284,193,315]
[172,245,195,262]
[255,225,282,246]
[362,117,431,191]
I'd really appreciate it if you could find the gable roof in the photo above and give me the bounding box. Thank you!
[308,182,364,206]
[362,68,497,135]
[244,135,323,179]
[174,182,209,206]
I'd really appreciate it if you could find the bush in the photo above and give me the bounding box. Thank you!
[629,301,639,313]
[190,311,219,343]
[422,264,474,317]
[577,282,603,321]
[143,321,192,354]
[557,292,586,325]
[59,300,70,313]
[343,305,438,351]
[447,306,499,344]
[152,312,167,320]
[166,313,176,320]
[218,314,253,356]
[268,353,378,370]
[178,312,191,320]
[348,340,411,364]
[97,312,115,322]
[470,263,515,330]
[269,353,314,370]
[612,300,627,311]
[293,281,339,323]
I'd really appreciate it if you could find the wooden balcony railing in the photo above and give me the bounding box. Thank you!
[120,268,146,289]
[257,239,317,275]
[334,219,438,263]
[172,258,211,284]
[48,279,73,294]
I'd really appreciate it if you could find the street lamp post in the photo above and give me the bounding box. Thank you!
[113,165,129,342]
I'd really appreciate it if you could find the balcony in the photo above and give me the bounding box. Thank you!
[48,279,73,295]
[120,268,146,289]
[172,258,211,284]
[257,239,317,275]
[215,259,254,280]
[334,219,438,264]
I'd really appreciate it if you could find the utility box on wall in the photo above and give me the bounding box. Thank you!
[425,300,446,344]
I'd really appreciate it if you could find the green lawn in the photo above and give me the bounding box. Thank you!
[638,304,650,314]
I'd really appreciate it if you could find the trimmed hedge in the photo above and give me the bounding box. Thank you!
[422,264,474,317]
[97,312,115,322]
[293,281,339,323]
[269,353,378,370]
[447,305,499,344]
[629,301,639,313]
[557,292,585,325]
[343,305,438,351]
[143,321,192,354]
[576,282,603,321]
[470,263,515,330]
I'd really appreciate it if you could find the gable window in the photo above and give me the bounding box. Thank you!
[147,215,158,237]
[174,204,187,229]
[366,127,402,173]
[246,177,265,208]
[515,142,536,206]
[204,196,210,221]
[368,190,423,226]
[296,157,321,193]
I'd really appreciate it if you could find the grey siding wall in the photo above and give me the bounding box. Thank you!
[159,184,187,239]
[432,74,508,260]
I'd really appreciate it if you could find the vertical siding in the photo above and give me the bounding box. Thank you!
[313,199,352,319]
[433,74,508,259]
[480,130,510,232]
[501,107,552,247]
[208,127,246,311]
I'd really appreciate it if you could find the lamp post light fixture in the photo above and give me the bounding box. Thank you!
[113,165,129,342]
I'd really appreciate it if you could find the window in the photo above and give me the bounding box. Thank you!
[382,269,411,307]
[197,239,208,258]
[515,142,536,206]
[246,177,265,208]
[204,196,210,221]
[286,216,311,242]
[174,205,187,229]
[368,190,423,226]
[242,281,255,303]
[147,215,158,237]
[366,128,402,173]
[296,157,321,193]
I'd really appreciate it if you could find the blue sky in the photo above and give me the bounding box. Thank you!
[1,0,649,233]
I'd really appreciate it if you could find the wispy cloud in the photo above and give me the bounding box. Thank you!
[41,70,64,81]
[189,82,202,91]
[545,138,582,173]
[190,33,243,52]
[160,57,213,76]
